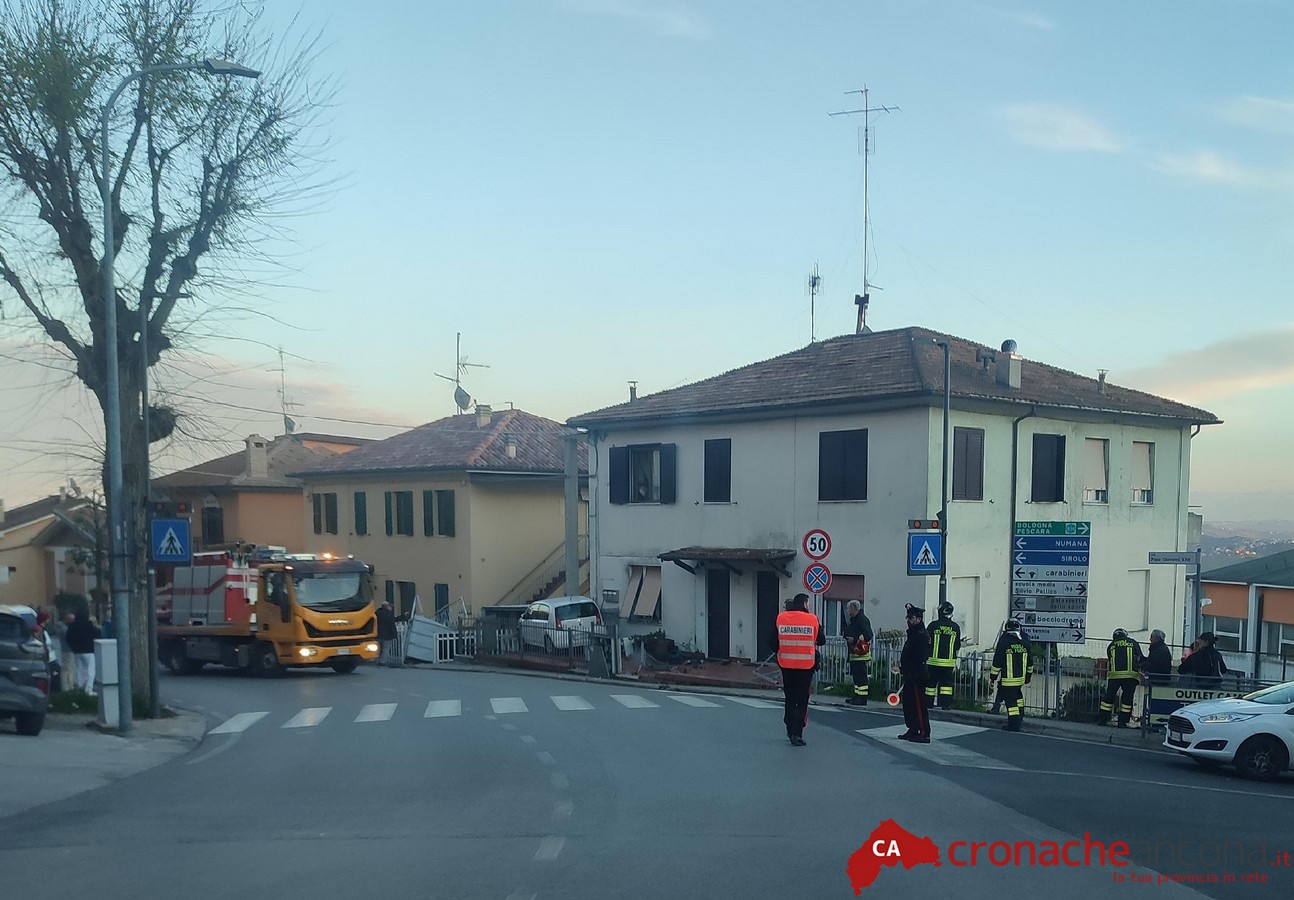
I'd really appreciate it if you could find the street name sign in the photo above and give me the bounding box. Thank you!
[1009,581,1087,597]
[1021,624,1086,643]
[1019,612,1087,629]
[1011,596,1089,613]
[1148,551,1197,566]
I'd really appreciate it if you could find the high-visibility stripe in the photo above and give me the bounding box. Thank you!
[776,611,819,670]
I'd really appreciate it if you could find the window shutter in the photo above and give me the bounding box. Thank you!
[384,491,394,536]
[658,443,677,504]
[437,490,456,536]
[818,431,845,500]
[396,492,414,536]
[324,493,339,535]
[1031,434,1065,502]
[609,446,630,505]
[704,439,731,503]
[843,430,868,501]
[423,490,435,536]
[968,428,984,500]
[1131,442,1153,491]
[385,580,395,605]
[354,492,367,535]
[312,494,322,534]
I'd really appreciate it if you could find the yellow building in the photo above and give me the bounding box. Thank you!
[0,492,101,612]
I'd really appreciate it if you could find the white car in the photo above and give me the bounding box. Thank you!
[1164,681,1294,781]
[518,597,603,652]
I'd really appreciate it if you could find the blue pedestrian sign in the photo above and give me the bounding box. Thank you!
[907,532,943,576]
[150,517,192,564]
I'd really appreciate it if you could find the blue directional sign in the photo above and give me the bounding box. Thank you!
[1012,521,1091,643]
[1013,550,1089,566]
[150,517,192,564]
[1012,535,1089,552]
[907,532,943,576]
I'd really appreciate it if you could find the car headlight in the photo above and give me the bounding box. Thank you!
[1197,712,1257,724]
[297,647,319,658]
[364,642,379,653]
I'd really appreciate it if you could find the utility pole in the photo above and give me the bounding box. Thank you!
[830,87,899,334]
[807,264,821,343]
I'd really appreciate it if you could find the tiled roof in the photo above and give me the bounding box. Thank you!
[0,495,89,535]
[569,327,1221,427]
[291,409,587,478]
[153,434,362,491]
[1203,550,1294,588]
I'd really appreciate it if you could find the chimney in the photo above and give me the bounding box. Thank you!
[1097,369,1108,394]
[503,433,518,458]
[995,339,1022,390]
[245,434,270,478]
[476,404,492,428]
[628,381,638,402]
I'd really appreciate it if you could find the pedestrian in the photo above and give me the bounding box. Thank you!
[990,620,1031,732]
[924,601,960,711]
[896,604,930,742]
[1097,628,1144,727]
[65,610,101,694]
[841,599,873,706]
[774,593,825,746]
[52,612,76,691]
[1142,629,1172,686]
[1178,632,1227,687]
[376,601,398,665]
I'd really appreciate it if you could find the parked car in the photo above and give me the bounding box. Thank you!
[1164,680,1294,780]
[0,604,52,736]
[518,597,603,652]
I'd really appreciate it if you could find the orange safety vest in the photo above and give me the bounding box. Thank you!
[776,610,819,670]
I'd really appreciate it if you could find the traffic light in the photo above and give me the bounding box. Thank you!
[908,518,941,530]
[149,500,191,518]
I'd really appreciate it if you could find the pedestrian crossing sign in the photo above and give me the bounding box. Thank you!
[907,531,942,576]
[150,517,192,564]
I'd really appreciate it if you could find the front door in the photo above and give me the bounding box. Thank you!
[756,571,779,660]
[706,568,730,659]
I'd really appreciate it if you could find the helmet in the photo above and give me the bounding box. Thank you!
[938,602,954,617]
[1113,628,1128,640]
[1005,619,1022,632]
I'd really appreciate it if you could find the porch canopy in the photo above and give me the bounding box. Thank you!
[658,547,796,578]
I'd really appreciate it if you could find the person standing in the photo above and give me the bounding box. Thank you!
[924,601,961,711]
[774,593,825,746]
[51,612,76,691]
[841,599,873,706]
[990,620,1031,732]
[1097,628,1144,728]
[65,611,100,694]
[1178,632,1227,687]
[897,604,930,743]
[376,601,398,666]
[1142,629,1173,686]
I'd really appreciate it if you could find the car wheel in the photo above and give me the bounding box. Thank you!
[251,642,284,678]
[15,711,45,736]
[1234,735,1289,781]
[330,658,359,674]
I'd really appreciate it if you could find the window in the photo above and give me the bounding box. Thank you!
[1263,622,1294,660]
[435,490,456,536]
[434,583,450,616]
[1083,438,1109,503]
[354,491,368,536]
[609,444,677,505]
[822,598,844,638]
[952,427,984,501]
[1030,434,1065,503]
[818,429,868,501]
[703,438,732,503]
[384,491,414,536]
[311,493,338,535]
[1202,615,1246,652]
[622,565,662,621]
[423,490,435,536]
[202,505,225,545]
[1131,441,1154,504]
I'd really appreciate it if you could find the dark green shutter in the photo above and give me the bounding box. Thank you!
[354,491,367,535]
[436,490,455,536]
[312,494,322,534]
[325,493,338,534]
[384,491,394,535]
[609,446,630,504]
[659,443,677,504]
[423,490,435,536]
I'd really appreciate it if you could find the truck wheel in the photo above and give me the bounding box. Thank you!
[15,711,45,736]
[330,658,359,674]
[251,642,284,678]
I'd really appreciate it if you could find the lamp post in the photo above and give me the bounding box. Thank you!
[934,340,951,609]
[100,58,261,733]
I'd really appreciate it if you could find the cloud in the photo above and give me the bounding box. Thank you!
[1155,150,1294,192]
[1117,324,1294,403]
[1219,95,1294,135]
[999,103,1123,151]
[557,0,709,40]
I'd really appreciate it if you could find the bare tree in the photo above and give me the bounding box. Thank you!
[0,0,335,709]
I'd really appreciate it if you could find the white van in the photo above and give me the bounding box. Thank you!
[518,597,603,651]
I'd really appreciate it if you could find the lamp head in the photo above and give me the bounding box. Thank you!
[203,58,262,78]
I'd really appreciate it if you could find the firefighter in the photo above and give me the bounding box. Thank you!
[1097,628,1144,728]
[990,620,1031,732]
[924,601,960,710]
[841,599,873,706]
[774,593,825,746]
[897,604,930,742]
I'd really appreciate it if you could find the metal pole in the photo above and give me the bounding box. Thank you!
[141,297,159,718]
[935,340,950,608]
[563,431,580,601]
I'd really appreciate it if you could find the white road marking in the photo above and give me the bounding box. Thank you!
[552,695,594,710]
[534,836,565,861]
[491,697,529,714]
[282,707,331,729]
[424,700,461,718]
[724,696,781,709]
[611,694,659,708]
[668,694,721,708]
[551,772,570,790]
[536,751,556,765]
[501,722,517,730]
[553,800,574,819]
[855,724,1021,770]
[355,703,397,723]
[209,712,268,735]
[520,735,538,744]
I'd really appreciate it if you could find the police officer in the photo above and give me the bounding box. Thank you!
[924,601,960,710]
[1097,628,1144,728]
[897,604,930,742]
[774,593,825,746]
[841,599,873,706]
[990,620,1031,732]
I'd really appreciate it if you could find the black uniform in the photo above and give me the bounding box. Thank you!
[924,614,961,710]
[841,607,874,705]
[899,616,930,742]
[1097,635,1144,727]
[990,629,1031,731]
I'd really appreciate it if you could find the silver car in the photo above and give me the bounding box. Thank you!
[518,597,603,652]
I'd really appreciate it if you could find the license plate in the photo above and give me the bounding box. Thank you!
[1168,730,1185,745]
[337,648,351,655]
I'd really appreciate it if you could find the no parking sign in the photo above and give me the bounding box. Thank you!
[803,562,832,594]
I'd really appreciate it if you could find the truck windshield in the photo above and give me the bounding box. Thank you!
[291,573,369,612]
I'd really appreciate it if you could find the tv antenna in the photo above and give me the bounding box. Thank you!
[434,332,490,413]
[807,263,822,343]
[830,86,899,334]
[270,347,300,434]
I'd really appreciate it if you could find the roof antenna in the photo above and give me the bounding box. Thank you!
[807,263,821,343]
[270,347,299,434]
[830,85,900,334]
[435,332,490,414]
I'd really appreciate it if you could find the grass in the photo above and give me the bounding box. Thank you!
[47,689,174,719]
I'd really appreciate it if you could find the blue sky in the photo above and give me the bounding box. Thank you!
[1,1,1292,520]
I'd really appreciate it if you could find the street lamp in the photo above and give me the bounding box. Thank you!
[100,58,261,733]
[933,339,951,610]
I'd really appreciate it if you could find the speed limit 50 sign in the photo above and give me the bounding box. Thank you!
[803,529,831,561]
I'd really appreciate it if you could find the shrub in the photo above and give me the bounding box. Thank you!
[1060,679,1104,723]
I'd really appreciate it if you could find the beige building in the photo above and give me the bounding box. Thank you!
[291,406,587,619]
[0,492,101,612]
[152,433,367,553]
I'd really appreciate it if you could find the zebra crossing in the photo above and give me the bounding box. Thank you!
[204,692,838,735]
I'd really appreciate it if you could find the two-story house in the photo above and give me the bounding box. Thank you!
[569,327,1220,660]
[0,491,102,612]
[291,406,588,619]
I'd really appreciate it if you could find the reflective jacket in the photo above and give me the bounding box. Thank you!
[991,632,1031,687]
[1106,637,1143,679]
[776,610,821,670]
[926,617,961,668]
[842,610,873,660]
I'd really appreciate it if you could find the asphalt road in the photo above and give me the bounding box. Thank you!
[3,665,1291,900]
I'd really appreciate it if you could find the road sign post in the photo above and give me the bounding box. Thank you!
[1011,522,1090,644]
[907,532,942,576]
[803,529,832,561]
[803,562,832,595]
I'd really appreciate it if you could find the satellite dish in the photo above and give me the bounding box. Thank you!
[454,385,471,411]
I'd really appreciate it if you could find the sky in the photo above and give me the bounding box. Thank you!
[1,0,1292,522]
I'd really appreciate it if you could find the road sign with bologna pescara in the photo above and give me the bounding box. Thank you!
[804,562,832,594]
[907,532,942,576]
[150,517,191,564]
[1012,522,1089,641]
[803,529,832,561]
